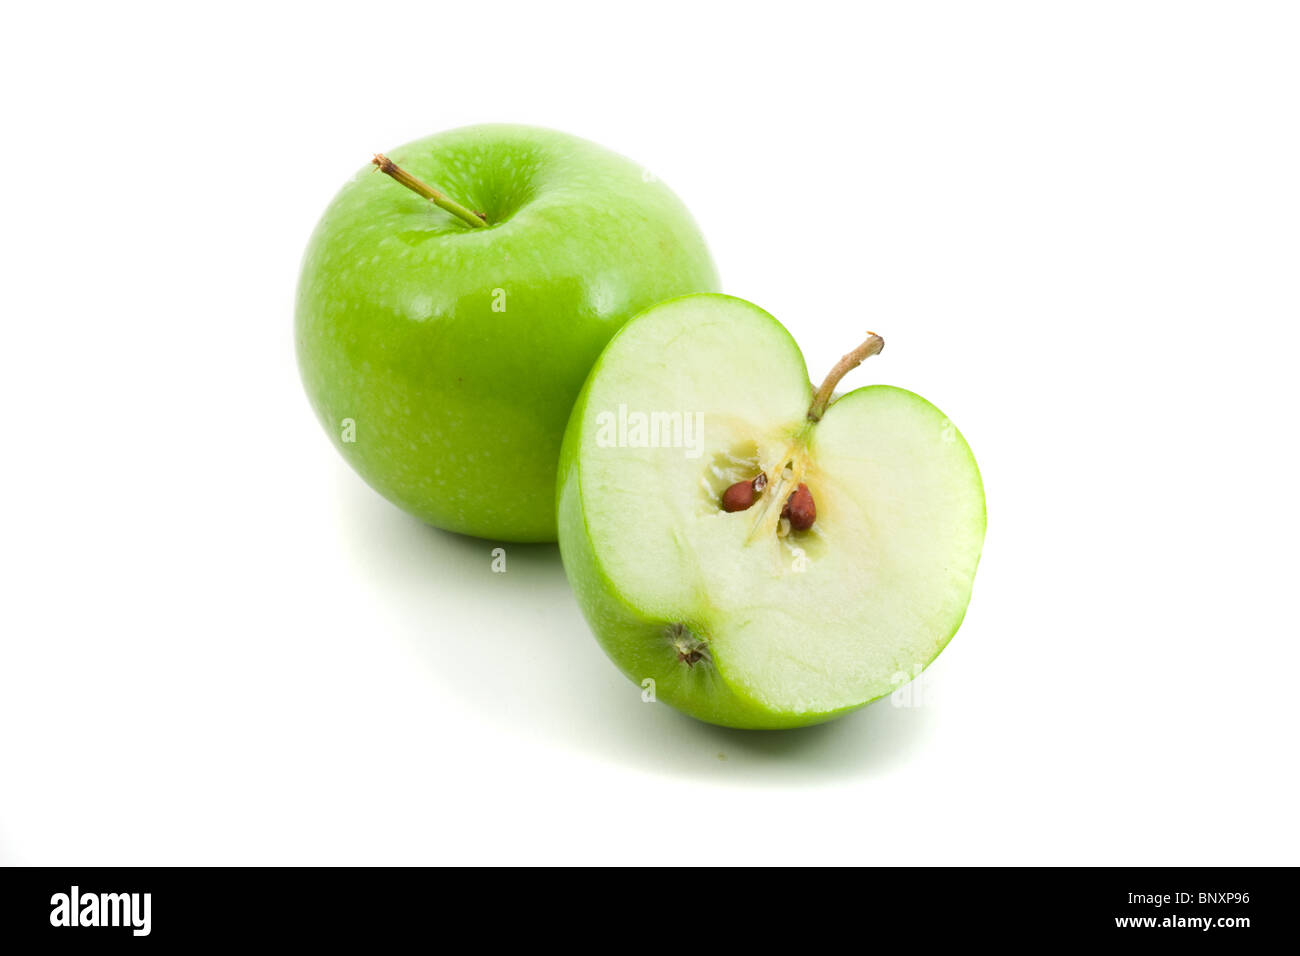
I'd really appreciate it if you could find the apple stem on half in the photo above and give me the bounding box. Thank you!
[371,154,488,228]
[807,332,885,422]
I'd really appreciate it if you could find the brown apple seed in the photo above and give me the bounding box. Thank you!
[721,474,768,513]
[782,483,816,531]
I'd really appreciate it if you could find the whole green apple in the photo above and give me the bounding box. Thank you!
[296,124,719,541]
[557,294,985,729]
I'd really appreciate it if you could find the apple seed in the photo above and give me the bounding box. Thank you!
[782,483,816,531]
[721,473,768,512]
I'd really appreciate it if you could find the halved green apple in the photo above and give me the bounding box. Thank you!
[557,294,986,729]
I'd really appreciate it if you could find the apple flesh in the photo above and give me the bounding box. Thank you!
[296,125,719,541]
[557,294,985,728]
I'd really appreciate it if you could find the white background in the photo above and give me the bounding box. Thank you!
[2,1,1297,865]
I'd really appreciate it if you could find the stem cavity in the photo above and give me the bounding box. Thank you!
[371,154,487,229]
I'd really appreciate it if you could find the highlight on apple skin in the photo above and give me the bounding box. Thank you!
[296,124,719,542]
[557,294,986,729]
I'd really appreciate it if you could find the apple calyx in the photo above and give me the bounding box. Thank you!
[371,154,488,229]
[807,332,885,422]
[666,622,710,668]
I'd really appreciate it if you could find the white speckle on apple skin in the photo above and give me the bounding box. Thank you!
[408,295,434,320]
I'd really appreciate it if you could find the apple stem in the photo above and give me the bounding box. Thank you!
[371,154,488,228]
[807,332,885,421]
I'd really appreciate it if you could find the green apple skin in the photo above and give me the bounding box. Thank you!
[557,295,986,729]
[296,125,719,542]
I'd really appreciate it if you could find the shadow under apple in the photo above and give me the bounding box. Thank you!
[334,473,935,783]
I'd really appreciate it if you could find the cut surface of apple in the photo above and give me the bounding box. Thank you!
[557,294,985,728]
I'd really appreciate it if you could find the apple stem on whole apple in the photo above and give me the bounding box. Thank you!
[371,154,488,229]
[807,332,885,422]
